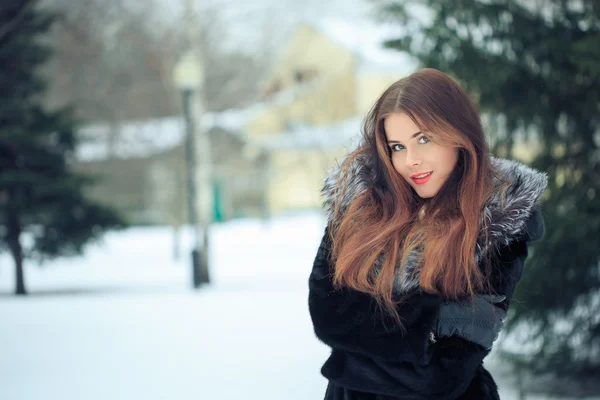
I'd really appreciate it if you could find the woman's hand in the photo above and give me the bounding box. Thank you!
[433,294,507,350]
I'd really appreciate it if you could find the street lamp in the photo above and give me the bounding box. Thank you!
[172,51,211,288]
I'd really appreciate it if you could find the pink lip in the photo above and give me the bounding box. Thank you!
[411,171,433,185]
[410,171,433,179]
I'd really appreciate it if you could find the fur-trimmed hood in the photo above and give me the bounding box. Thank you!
[321,151,548,294]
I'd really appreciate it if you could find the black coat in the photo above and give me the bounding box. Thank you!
[308,156,547,400]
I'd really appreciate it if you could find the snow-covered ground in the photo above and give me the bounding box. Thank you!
[0,212,595,400]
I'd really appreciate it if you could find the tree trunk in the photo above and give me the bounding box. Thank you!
[6,212,26,295]
[13,245,26,296]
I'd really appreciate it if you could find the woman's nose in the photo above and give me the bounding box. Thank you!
[405,150,422,167]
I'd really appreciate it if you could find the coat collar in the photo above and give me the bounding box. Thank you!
[321,150,548,294]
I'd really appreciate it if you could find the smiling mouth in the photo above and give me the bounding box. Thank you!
[411,171,433,184]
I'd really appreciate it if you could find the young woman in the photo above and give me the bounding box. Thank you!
[308,68,547,400]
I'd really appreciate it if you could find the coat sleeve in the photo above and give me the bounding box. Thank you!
[489,204,544,310]
[434,205,545,351]
[435,203,545,350]
[308,226,441,367]
[436,204,545,348]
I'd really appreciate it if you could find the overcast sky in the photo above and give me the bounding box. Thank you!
[157,0,379,52]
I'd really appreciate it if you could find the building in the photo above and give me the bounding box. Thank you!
[73,114,269,225]
[73,18,422,223]
[246,19,418,213]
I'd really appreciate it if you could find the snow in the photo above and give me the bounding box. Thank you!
[0,212,329,400]
[312,18,420,74]
[75,116,184,162]
[0,212,596,400]
[257,116,363,150]
[75,106,263,162]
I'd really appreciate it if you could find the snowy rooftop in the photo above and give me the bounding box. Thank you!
[256,116,363,151]
[310,17,421,75]
[75,106,264,162]
[74,78,337,163]
[76,117,183,162]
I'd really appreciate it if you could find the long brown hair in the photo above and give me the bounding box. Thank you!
[330,68,498,322]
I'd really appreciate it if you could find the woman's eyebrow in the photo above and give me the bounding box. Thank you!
[387,131,422,143]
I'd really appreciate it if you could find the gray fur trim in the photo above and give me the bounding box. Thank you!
[481,158,548,249]
[321,152,374,225]
[321,151,548,294]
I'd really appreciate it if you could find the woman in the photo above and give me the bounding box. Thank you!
[308,68,547,400]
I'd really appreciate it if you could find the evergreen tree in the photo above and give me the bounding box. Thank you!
[379,0,600,393]
[0,0,124,295]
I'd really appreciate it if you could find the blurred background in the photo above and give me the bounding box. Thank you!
[0,0,598,399]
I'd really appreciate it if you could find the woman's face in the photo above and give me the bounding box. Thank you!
[384,112,459,199]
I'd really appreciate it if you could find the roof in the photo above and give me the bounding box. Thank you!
[310,18,420,75]
[255,116,363,150]
[75,106,262,162]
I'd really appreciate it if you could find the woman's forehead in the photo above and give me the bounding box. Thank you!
[384,112,423,141]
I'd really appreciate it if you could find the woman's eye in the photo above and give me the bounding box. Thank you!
[418,136,430,144]
[391,144,405,152]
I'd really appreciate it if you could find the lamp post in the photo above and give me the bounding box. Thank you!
[172,51,211,288]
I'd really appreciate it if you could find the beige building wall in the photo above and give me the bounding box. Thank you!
[247,72,357,140]
[356,73,406,115]
[266,148,347,213]
[247,23,412,215]
[264,24,355,91]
